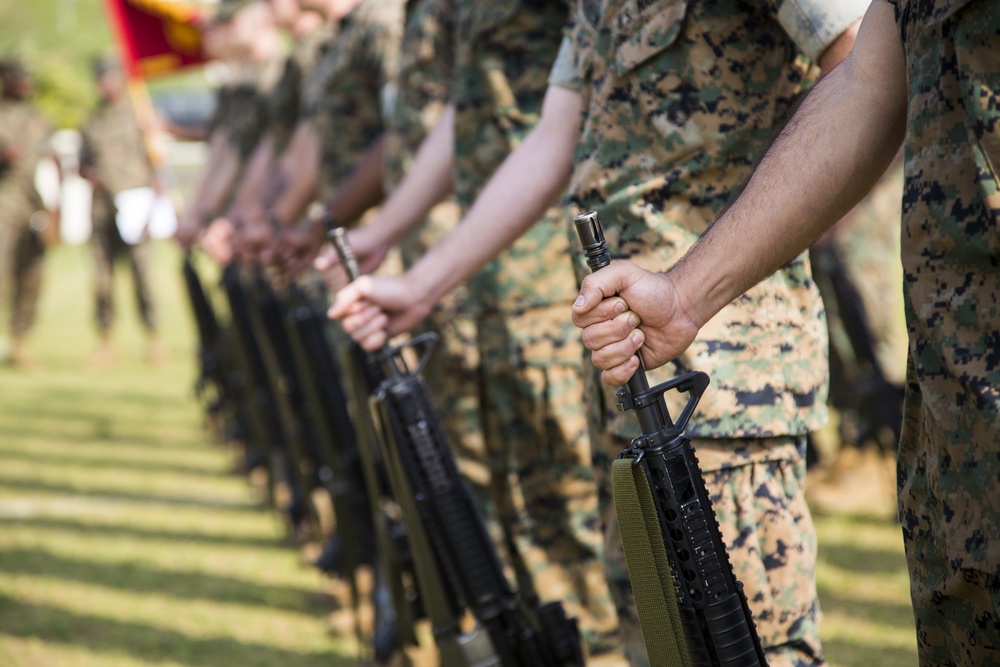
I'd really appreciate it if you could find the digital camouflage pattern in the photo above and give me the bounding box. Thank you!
[550,1,866,663]
[885,0,1000,663]
[80,97,155,196]
[0,96,50,336]
[301,0,405,200]
[451,2,625,662]
[478,308,625,665]
[90,189,158,333]
[385,0,489,504]
[813,162,907,449]
[80,97,158,334]
[265,23,337,156]
[553,0,863,443]
[208,64,272,162]
[453,0,582,314]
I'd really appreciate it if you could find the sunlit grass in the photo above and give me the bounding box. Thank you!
[0,242,919,666]
[0,241,356,666]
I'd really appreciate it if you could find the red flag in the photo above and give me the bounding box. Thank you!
[101,0,208,79]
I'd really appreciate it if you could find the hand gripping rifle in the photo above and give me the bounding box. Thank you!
[574,212,768,667]
[331,228,583,667]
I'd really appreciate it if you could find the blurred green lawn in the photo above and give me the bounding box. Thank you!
[0,241,358,666]
[0,241,918,666]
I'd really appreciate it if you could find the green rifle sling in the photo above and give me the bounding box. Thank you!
[612,457,692,667]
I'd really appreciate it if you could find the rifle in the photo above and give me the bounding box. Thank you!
[181,252,226,418]
[220,263,311,529]
[331,227,584,667]
[574,211,767,667]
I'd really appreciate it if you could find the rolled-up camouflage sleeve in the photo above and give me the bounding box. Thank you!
[548,34,583,92]
[776,0,871,62]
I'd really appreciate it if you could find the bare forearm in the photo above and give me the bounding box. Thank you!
[270,130,320,225]
[232,135,276,208]
[192,143,242,221]
[327,135,386,226]
[672,0,907,327]
[368,104,455,246]
[409,87,582,303]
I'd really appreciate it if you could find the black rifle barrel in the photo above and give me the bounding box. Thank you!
[329,226,582,666]
[573,210,768,667]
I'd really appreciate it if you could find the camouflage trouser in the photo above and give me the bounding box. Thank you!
[903,528,1000,666]
[478,307,625,665]
[419,287,490,511]
[9,221,45,337]
[898,383,1000,666]
[596,431,825,667]
[91,192,157,333]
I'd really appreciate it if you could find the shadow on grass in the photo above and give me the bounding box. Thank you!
[0,448,232,480]
[0,426,210,452]
[1,384,191,409]
[0,477,257,511]
[812,507,901,529]
[821,637,915,667]
[816,583,915,632]
[0,594,356,667]
[818,541,908,575]
[0,517,283,552]
[0,547,320,614]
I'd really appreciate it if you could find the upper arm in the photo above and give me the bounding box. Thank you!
[536,84,584,155]
[841,0,907,123]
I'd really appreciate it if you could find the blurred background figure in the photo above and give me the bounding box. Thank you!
[78,56,162,367]
[806,159,908,516]
[0,55,56,368]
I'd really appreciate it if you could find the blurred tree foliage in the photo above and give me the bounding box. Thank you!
[0,0,112,127]
[0,0,213,129]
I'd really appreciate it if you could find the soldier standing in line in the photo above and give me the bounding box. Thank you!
[806,161,907,514]
[79,58,162,366]
[0,57,55,368]
[328,1,867,665]
[572,2,1000,664]
[177,0,292,254]
[226,0,405,262]
[318,1,627,662]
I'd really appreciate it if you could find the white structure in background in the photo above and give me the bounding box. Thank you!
[38,129,201,245]
[46,129,91,244]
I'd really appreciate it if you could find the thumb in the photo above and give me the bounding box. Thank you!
[328,276,372,320]
[573,261,634,313]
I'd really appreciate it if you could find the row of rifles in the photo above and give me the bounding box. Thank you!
[182,216,770,667]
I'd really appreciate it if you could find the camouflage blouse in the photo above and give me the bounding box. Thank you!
[888,0,1000,568]
[550,0,867,440]
[80,97,155,196]
[300,0,405,199]
[453,0,583,318]
[0,98,50,220]
[387,0,459,266]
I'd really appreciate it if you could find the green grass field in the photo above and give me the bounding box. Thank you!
[0,241,918,666]
[0,241,358,666]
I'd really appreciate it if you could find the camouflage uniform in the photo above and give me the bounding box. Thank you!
[550,1,867,664]
[299,0,405,201]
[812,163,907,452]
[452,2,624,662]
[0,94,51,340]
[884,1,1000,664]
[384,0,490,499]
[265,23,338,157]
[80,97,159,334]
